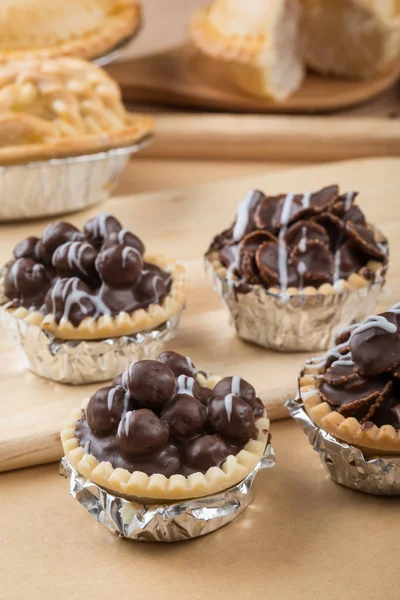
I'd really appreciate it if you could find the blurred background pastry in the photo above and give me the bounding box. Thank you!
[189,0,305,101]
[301,0,400,79]
[0,0,141,60]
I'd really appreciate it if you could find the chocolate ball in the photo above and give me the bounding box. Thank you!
[95,244,143,287]
[117,409,169,458]
[113,370,129,390]
[213,377,257,409]
[4,258,51,300]
[41,222,83,258]
[86,385,129,435]
[52,241,97,280]
[84,214,122,248]
[135,270,168,304]
[102,229,145,255]
[127,360,176,408]
[44,277,96,326]
[208,395,257,443]
[198,386,214,407]
[184,434,232,471]
[157,351,197,378]
[161,394,207,439]
[13,237,40,260]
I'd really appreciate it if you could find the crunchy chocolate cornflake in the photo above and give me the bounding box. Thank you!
[207,185,388,294]
[315,303,400,428]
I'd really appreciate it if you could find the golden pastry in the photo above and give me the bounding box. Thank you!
[301,0,400,78]
[62,352,270,500]
[189,0,304,101]
[0,57,153,165]
[0,0,141,61]
[299,303,400,456]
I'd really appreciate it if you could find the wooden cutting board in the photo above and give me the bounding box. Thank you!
[107,45,400,113]
[0,157,399,473]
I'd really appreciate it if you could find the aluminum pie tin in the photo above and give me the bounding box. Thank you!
[286,397,400,496]
[0,135,153,222]
[0,306,183,385]
[60,443,275,543]
[205,258,385,352]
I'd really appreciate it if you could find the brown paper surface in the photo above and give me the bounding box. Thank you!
[0,420,398,600]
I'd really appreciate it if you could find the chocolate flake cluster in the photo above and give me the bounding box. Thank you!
[76,351,266,476]
[208,185,388,293]
[2,214,171,326]
[315,302,400,429]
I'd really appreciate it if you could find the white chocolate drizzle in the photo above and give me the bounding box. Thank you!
[301,192,312,208]
[333,248,341,284]
[185,356,197,375]
[117,228,129,244]
[107,386,120,411]
[226,244,240,279]
[297,260,307,290]
[350,314,397,340]
[51,278,111,322]
[231,375,241,396]
[92,213,112,239]
[177,375,195,396]
[298,226,307,253]
[344,190,355,212]
[57,241,92,276]
[278,192,295,295]
[224,393,234,422]
[233,190,258,241]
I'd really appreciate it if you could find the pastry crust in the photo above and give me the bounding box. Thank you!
[189,1,304,101]
[0,57,153,165]
[61,374,270,501]
[1,254,187,340]
[206,248,386,298]
[0,1,141,61]
[299,359,400,455]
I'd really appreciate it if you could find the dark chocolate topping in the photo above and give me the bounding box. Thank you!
[310,303,400,429]
[3,214,172,327]
[76,353,267,476]
[208,186,388,294]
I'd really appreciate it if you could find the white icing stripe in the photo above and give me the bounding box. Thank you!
[333,248,341,284]
[177,375,195,396]
[344,190,354,212]
[124,411,133,436]
[231,375,241,396]
[94,213,112,238]
[151,275,163,303]
[121,245,140,267]
[185,356,197,375]
[226,244,240,279]
[107,387,119,411]
[233,190,257,241]
[224,393,234,422]
[123,392,130,413]
[350,314,397,339]
[10,259,22,291]
[118,228,129,244]
[121,369,129,390]
[63,241,91,276]
[298,226,307,253]
[278,193,295,294]
[297,260,306,290]
[301,192,311,208]
[391,302,400,313]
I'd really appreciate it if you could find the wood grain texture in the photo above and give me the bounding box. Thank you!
[0,158,399,472]
[141,113,400,161]
[107,45,400,114]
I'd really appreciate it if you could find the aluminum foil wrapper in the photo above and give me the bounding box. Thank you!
[0,137,152,222]
[0,306,183,385]
[205,258,384,352]
[287,397,400,496]
[60,444,275,542]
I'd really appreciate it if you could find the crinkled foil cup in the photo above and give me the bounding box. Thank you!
[0,306,183,385]
[286,398,400,496]
[0,136,152,222]
[60,444,275,542]
[205,258,384,352]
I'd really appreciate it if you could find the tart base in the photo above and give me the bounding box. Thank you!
[300,365,400,456]
[1,253,187,340]
[61,374,270,501]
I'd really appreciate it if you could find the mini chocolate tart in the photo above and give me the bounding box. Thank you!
[0,214,186,341]
[299,302,400,456]
[205,185,388,351]
[61,352,270,500]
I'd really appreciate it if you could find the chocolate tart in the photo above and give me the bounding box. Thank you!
[0,214,187,341]
[299,302,400,456]
[0,57,153,166]
[0,0,141,61]
[61,352,270,500]
[206,185,388,351]
[189,0,304,101]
